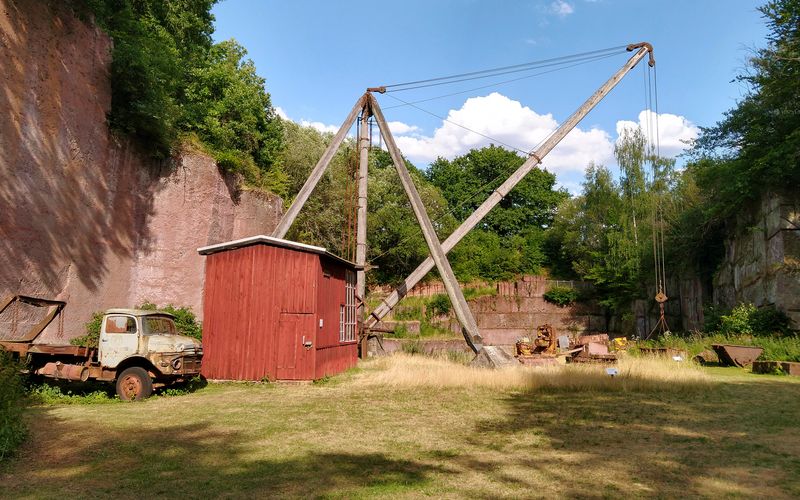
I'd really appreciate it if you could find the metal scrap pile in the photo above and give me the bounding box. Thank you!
[515,326,622,365]
[567,333,619,364]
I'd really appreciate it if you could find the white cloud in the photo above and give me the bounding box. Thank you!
[392,92,614,175]
[275,106,340,134]
[387,121,420,135]
[274,106,289,120]
[616,110,699,157]
[550,0,574,16]
[299,119,339,134]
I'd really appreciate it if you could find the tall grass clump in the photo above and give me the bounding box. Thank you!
[362,354,710,393]
[0,349,26,460]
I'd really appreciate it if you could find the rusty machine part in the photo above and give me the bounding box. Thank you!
[515,339,534,357]
[712,344,764,368]
[36,361,90,382]
[533,324,558,355]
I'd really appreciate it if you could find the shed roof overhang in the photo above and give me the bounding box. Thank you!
[197,235,363,269]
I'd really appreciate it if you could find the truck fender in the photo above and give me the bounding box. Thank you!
[114,356,158,380]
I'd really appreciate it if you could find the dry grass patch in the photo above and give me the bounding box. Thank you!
[360,353,712,392]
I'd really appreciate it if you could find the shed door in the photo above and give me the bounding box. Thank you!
[276,313,314,380]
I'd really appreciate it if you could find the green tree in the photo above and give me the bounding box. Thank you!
[85,0,216,155]
[427,146,567,237]
[690,0,800,221]
[182,39,284,187]
[82,1,285,192]
[366,150,456,284]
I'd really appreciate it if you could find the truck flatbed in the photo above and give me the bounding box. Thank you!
[0,340,96,357]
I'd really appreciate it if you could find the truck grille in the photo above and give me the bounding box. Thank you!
[181,356,202,374]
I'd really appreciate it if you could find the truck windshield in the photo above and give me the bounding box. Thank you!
[143,316,177,335]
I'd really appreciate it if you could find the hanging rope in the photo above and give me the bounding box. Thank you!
[644,63,670,340]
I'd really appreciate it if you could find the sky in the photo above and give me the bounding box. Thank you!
[211,0,768,193]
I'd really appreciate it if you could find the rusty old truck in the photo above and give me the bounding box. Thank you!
[0,295,202,400]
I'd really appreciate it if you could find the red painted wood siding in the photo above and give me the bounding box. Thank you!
[201,243,358,381]
[315,257,358,378]
[201,244,318,381]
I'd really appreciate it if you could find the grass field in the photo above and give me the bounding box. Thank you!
[1,356,799,499]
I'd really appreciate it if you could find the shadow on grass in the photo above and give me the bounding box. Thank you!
[464,375,800,497]
[0,415,449,498]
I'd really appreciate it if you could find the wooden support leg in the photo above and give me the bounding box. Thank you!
[272,94,367,239]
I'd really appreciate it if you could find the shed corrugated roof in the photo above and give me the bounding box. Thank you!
[197,235,362,269]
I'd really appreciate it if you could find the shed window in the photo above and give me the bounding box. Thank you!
[340,270,357,342]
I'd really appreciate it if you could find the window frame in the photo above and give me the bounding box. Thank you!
[339,269,357,343]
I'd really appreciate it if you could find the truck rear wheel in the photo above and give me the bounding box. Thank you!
[116,367,153,401]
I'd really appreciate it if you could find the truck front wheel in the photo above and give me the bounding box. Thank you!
[116,367,153,401]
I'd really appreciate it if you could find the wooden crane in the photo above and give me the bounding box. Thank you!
[271,42,656,365]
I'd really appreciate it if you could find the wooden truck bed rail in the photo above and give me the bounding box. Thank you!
[0,295,66,343]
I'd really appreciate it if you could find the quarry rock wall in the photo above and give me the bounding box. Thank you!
[714,193,800,325]
[0,1,281,343]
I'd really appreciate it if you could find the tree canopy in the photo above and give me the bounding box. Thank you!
[427,146,567,236]
[80,0,284,188]
[690,0,800,221]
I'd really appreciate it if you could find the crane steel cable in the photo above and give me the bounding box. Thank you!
[383,51,622,110]
[365,47,634,266]
[382,45,629,91]
[645,62,670,340]
[382,92,532,156]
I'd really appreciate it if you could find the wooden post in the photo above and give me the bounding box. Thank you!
[369,94,483,352]
[366,45,652,327]
[356,105,370,358]
[273,94,367,239]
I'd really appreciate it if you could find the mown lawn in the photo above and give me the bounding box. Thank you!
[1,359,799,499]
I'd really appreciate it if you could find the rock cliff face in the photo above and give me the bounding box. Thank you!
[714,194,800,325]
[0,1,281,342]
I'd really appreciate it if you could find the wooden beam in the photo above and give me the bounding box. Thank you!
[369,94,483,352]
[356,108,370,298]
[356,105,371,359]
[272,94,367,238]
[366,46,652,327]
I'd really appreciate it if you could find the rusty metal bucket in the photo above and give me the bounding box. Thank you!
[712,344,763,367]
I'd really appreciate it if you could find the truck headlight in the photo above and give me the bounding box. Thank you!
[172,358,183,370]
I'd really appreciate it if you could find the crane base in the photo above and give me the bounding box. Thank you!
[471,346,518,369]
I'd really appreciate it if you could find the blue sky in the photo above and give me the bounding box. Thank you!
[212,0,767,192]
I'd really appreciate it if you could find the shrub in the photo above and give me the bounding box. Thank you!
[0,349,26,460]
[426,294,451,319]
[70,311,104,348]
[717,303,794,337]
[543,286,579,307]
[161,305,202,340]
[401,340,424,355]
[719,303,757,335]
[749,306,793,336]
[702,303,727,333]
[393,305,422,321]
[140,302,202,340]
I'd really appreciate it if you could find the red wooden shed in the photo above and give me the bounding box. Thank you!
[197,236,361,381]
